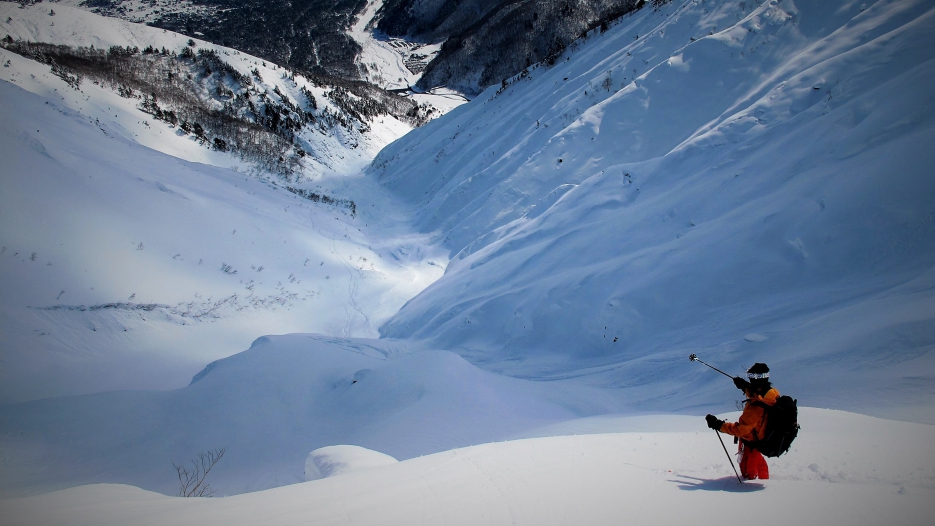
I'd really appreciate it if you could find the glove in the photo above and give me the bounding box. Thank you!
[733,376,749,391]
[705,414,724,430]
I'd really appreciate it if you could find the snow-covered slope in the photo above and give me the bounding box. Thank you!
[3,409,934,525]
[0,334,626,497]
[372,0,935,422]
[304,445,399,481]
[0,4,455,402]
[0,74,446,402]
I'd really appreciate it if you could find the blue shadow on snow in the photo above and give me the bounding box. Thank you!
[671,475,765,492]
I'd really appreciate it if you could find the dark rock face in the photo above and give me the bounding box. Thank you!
[149,0,369,78]
[376,0,642,97]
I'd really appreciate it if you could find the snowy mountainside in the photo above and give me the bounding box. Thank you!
[47,0,464,106]
[0,76,446,403]
[0,4,455,403]
[373,0,935,421]
[1,3,442,179]
[64,0,368,78]
[53,0,216,25]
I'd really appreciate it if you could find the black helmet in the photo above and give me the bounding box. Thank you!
[746,363,771,392]
[746,362,769,379]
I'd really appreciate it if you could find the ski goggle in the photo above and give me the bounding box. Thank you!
[747,372,769,380]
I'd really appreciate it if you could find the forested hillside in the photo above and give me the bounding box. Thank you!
[149,0,368,78]
[377,0,649,96]
[66,0,660,97]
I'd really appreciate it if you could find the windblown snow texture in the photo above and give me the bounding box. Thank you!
[374,0,935,421]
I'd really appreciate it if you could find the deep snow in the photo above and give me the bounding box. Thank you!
[3,409,934,525]
[0,334,628,497]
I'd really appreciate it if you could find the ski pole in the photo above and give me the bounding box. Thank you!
[689,353,733,379]
[715,429,744,484]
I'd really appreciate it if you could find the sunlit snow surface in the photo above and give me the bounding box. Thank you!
[0,3,456,402]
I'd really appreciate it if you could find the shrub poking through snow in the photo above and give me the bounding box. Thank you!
[172,447,227,498]
[285,186,356,217]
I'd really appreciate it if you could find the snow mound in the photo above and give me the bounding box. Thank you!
[305,445,398,481]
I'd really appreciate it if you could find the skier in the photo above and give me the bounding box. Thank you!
[705,363,777,480]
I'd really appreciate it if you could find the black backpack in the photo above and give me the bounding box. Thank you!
[748,395,800,457]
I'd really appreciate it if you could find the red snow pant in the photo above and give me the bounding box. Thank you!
[738,442,769,480]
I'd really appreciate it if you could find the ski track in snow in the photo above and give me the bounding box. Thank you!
[331,236,371,338]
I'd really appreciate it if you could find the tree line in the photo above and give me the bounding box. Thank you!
[1,37,302,172]
[0,37,437,175]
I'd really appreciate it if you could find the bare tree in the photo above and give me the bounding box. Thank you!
[172,447,227,497]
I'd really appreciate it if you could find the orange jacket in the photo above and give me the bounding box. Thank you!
[719,388,779,442]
